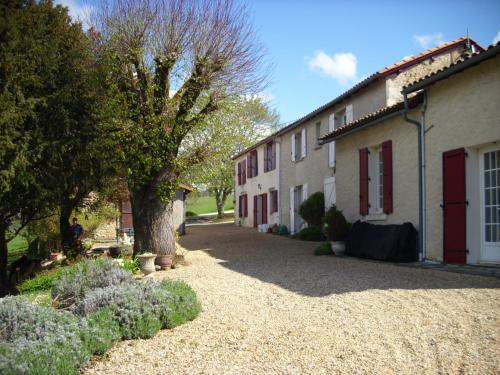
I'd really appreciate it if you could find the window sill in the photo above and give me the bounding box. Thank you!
[314,145,322,150]
[363,213,387,222]
[293,157,306,163]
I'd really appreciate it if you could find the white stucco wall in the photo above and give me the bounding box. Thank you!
[423,55,500,263]
[234,142,280,227]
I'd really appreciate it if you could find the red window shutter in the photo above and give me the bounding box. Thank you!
[262,193,268,224]
[237,162,241,185]
[359,148,369,215]
[382,140,393,214]
[254,150,258,177]
[443,148,467,264]
[243,195,248,217]
[253,195,258,227]
[264,146,268,172]
[247,155,251,178]
[238,196,242,217]
[242,160,246,183]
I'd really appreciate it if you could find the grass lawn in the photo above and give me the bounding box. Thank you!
[8,235,28,252]
[187,194,234,215]
[7,235,29,265]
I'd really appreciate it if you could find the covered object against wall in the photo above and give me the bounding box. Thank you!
[345,221,417,262]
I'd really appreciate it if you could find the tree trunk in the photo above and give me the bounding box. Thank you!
[131,188,176,257]
[215,189,225,219]
[0,213,8,287]
[59,203,73,253]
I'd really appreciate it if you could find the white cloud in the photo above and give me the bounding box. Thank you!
[55,0,94,29]
[414,32,445,49]
[306,51,357,85]
[493,31,500,45]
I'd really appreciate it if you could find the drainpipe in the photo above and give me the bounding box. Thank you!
[403,91,427,261]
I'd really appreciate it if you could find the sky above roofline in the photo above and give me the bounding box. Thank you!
[56,0,500,125]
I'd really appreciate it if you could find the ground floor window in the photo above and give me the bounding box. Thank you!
[484,150,500,243]
[270,190,278,213]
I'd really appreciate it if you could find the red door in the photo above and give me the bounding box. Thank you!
[261,193,268,224]
[253,195,258,228]
[443,148,467,264]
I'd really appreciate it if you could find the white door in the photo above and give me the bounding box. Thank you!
[294,185,304,233]
[324,177,336,210]
[481,149,500,263]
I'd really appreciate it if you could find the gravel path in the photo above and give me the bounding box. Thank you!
[85,223,500,375]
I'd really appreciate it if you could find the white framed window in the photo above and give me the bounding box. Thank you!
[292,128,306,161]
[369,146,384,214]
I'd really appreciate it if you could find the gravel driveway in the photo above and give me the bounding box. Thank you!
[85,223,500,375]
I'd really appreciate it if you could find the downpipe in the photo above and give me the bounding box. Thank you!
[403,91,427,262]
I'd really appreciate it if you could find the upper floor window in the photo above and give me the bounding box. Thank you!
[237,159,247,185]
[292,128,306,161]
[264,141,276,172]
[247,150,258,178]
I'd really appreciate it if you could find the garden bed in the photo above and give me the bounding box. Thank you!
[0,259,201,374]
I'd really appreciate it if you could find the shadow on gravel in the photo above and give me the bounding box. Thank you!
[179,223,500,297]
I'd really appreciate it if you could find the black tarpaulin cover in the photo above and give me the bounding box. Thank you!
[345,221,418,262]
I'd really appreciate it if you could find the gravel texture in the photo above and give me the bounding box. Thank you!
[85,223,500,375]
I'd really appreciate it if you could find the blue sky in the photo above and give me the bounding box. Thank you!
[59,0,500,124]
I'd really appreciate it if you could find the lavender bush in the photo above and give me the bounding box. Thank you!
[51,259,133,308]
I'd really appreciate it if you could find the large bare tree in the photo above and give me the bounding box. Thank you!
[92,0,266,255]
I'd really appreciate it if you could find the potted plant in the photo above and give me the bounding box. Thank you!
[323,205,350,255]
[154,231,179,270]
[137,252,157,275]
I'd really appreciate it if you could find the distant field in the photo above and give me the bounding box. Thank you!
[187,194,234,215]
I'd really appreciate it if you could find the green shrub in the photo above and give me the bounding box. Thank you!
[82,307,121,354]
[73,281,165,339]
[292,226,326,241]
[0,297,91,374]
[186,210,197,217]
[158,279,202,328]
[17,267,64,294]
[323,205,350,241]
[121,256,140,273]
[51,259,133,308]
[298,192,325,228]
[314,242,333,256]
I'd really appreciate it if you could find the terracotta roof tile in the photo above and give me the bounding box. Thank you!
[378,36,482,75]
[403,42,500,92]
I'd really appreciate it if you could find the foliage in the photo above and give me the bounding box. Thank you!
[51,259,133,308]
[292,226,326,241]
[0,0,121,282]
[298,192,325,228]
[184,96,279,217]
[0,297,91,374]
[121,256,140,273]
[17,268,65,294]
[323,205,350,241]
[82,307,121,355]
[186,210,197,217]
[7,236,28,252]
[158,279,202,328]
[314,242,333,256]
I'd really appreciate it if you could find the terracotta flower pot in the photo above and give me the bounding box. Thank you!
[137,254,157,275]
[155,254,173,270]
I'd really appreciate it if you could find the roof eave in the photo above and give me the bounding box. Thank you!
[318,108,406,144]
[403,43,500,94]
